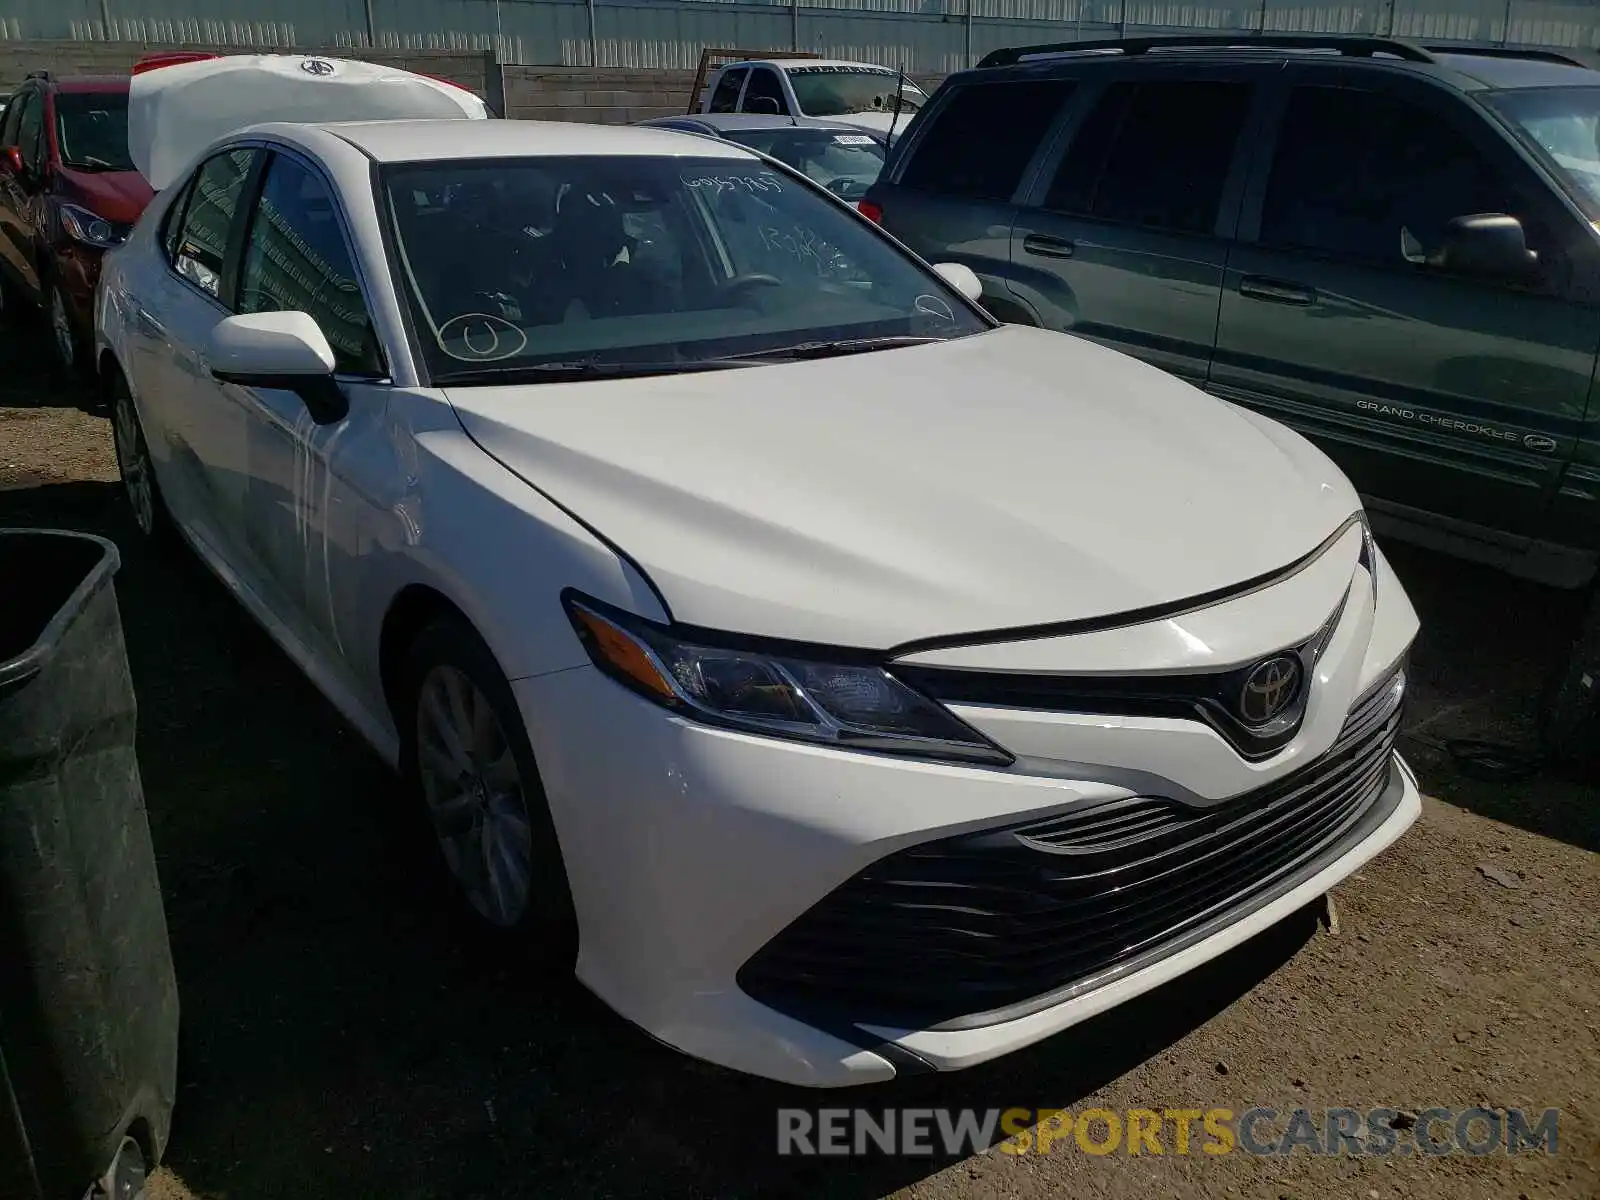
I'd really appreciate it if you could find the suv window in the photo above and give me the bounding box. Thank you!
[172,148,256,298]
[1045,81,1251,235]
[899,81,1074,202]
[1261,86,1533,268]
[742,67,787,115]
[710,68,747,114]
[238,154,382,375]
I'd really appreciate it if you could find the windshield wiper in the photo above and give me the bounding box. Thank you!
[431,358,759,386]
[64,156,125,172]
[723,335,944,363]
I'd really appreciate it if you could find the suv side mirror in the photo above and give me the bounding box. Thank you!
[207,311,349,424]
[1428,214,1539,280]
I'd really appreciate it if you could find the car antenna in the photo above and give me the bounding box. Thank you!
[886,63,908,145]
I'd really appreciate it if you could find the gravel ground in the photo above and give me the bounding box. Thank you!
[1,313,1596,1200]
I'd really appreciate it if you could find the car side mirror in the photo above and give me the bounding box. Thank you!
[932,261,983,303]
[746,96,781,115]
[207,311,348,424]
[1426,214,1539,280]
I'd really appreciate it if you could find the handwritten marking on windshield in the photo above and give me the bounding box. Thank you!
[758,224,848,275]
[438,313,528,363]
[684,174,784,195]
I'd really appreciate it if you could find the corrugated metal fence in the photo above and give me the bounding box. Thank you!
[1,0,1596,72]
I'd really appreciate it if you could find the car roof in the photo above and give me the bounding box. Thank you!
[306,117,757,162]
[727,58,899,73]
[642,113,885,135]
[947,41,1600,95]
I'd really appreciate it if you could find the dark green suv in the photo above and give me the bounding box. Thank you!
[864,35,1600,589]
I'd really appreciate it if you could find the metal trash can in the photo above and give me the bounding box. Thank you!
[0,530,178,1200]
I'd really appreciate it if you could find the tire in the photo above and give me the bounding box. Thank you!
[399,618,578,961]
[47,277,90,382]
[1540,584,1600,775]
[109,371,176,545]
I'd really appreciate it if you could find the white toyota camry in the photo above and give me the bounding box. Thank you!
[97,55,1421,1087]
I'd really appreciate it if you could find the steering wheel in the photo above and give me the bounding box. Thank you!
[720,273,784,303]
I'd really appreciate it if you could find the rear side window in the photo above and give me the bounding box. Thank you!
[14,91,44,174]
[899,81,1074,202]
[1045,81,1251,235]
[710,68,747,114]
[172,148,256,299]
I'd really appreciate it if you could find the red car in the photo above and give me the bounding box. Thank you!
[0,71,154,376]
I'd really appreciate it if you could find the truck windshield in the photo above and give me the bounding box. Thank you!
[380,154,985,382]
[1485,86,1600,219]
[54,92,134,171]
[721,128,886,200]
[787,68,926,118]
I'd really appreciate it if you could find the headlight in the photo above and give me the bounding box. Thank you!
[563,592,1013,766]
[58,203,126,249]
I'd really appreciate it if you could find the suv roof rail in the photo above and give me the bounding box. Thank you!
[975,34,1436,70]
[1423,43,1600,70]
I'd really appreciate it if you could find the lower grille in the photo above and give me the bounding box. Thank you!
[739,669,1406,1031]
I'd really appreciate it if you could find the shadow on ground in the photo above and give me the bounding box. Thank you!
[1,470,1594,1196]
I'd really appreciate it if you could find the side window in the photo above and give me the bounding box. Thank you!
[898,81,1075,202]
[172,148,256,298]
[1260,86,1535,270]
[742,68,787,115]
[238,154,382,376]
[710,68,748,114]
[1044,81,1251,235]
[160,178,196,263]
[15,92,44,174]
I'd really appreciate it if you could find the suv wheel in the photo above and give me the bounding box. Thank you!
[49,280,86,377]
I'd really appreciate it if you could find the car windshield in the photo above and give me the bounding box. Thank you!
[54,91,134,171]
[380,154,985,383]
[786,68,925,118]
[721,128,886,200]
[1485,86,1600,220]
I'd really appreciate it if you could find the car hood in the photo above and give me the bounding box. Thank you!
[444,325,1360,650]
[57,167,155,224]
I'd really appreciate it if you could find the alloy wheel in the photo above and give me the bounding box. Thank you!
[415,663,535,928]
[112,387,156,537]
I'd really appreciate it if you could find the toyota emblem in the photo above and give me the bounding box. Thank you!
[1238,655,1303,725]
[300,58,336,76]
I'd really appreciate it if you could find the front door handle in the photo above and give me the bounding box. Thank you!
[1239,276,1317,306]
[1022,233,1076,259]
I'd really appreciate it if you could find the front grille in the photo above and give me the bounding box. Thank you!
[739,668,1406,1031]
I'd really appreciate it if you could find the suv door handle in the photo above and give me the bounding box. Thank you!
[1239,276,1317,306]
[1022,233,1075,259]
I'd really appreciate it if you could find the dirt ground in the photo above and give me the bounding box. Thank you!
[2,313,1597,1200]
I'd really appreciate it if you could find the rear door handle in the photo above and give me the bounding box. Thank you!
[1022,233,1076,259]
[1239,276,1317,306]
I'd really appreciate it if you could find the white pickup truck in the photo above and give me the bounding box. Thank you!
[692,58,928,140]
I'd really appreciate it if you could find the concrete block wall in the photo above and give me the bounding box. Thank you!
[501,65,949,125]
[0,41,947,127]
[0,40,492,98]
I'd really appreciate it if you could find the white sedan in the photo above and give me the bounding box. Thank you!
[97,58,1421,1088]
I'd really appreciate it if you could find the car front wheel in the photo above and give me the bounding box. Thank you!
[400,618,578,958]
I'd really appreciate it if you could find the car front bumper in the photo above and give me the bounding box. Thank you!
[514,656,1420,1088]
